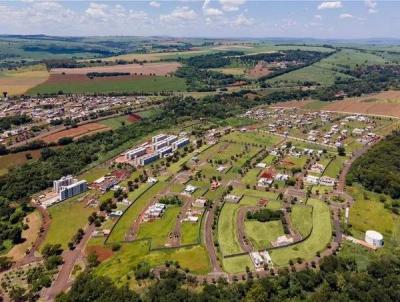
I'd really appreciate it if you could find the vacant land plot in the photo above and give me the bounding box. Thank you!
[181,221,201,245]
[0,149,41,176]
[96,241,210,285]
[98,115,131,130]
[101,50,211,62]
[348,185,397,243]
[51,62,181,76]
[323,156,346,178]
[0,64,49,95]
[245,220,284,249]
[137,206,180,248]
[28,74,186,95]
[291,205,313,237]
[210,67,246,76]
[223,131,281,146]
[269,199,331,266]
[42,193,93,249]
[77,166,110,183]
[222,254,253,274]
[247,61,271,79]
[41,123,110,143]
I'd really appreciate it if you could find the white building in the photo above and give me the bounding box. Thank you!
[365,230,384,248]
[53,175,75,193]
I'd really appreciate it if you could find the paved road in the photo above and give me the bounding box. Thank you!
[43,224,95,301]
[203,207,222,272]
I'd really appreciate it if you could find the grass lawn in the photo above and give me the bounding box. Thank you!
[291,204,313,237]
[223,131,281,147]
[222,255,254,274]
[181,221,201,245]
[245,220,284,249]
[98,116,130,130]
[77,165,110,183]
[218,203,244,256]
[96,241,210,285]
[242,168,261,185]
[348,185,397,241]
[269,199,331,266]
[28,75,187,95]
[338,241,376,271]
[42,192,93,249]
[323,156,345,178]
[107,182,167,243]
[137,206,180,248]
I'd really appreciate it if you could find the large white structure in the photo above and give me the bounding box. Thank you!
[365,230,384,248]
[125,146,147,160]
[59,180,88,201]
[53,175,74,193]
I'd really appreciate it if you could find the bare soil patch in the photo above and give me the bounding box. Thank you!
[323,99,400,118]
[51,62,181,76]
[85,245,113,262]
[41,123,111,143]
[247,61,271,79]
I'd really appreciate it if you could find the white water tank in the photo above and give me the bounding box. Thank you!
[365,230,384,248]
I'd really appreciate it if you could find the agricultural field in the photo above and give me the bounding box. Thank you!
[50,62,180,76]
[0,64,49,95]
[40,122,111,143]
[27,74,187,95]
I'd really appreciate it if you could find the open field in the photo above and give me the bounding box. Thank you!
[247,61,271,79]
[51,62,181,76]
[245,220,284,249]
[348,185,400,246]
[323,90,400,117]
[0,149,42,176]
[77,165,111,183]
[181,221,201,245]
[41,123,111,143]
[209,67,246,76]
[0,64,49,95]
[42,193,93,249]
[96,241,210,284]
[137,206,180,248]
[101,49,212,62]
[291,205,313,237]
[269,199,331,266]
[28,74,187,95]
[98,115,132,130]
[7,211,41,262]
[222,255,253,274]
[270,99,312,109]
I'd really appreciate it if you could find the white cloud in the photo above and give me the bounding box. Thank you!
[314,14,323,20]
[85,3,108,19]
[160,6,197,23]
[219,0,246,12]
[231,14,254,27]
[365,0,377,14]
[318,1,343,10]
[203,0,223,16]
[149,1,160,8]
[339,13,354,19]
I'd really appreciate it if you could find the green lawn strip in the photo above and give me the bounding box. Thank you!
[222,255,254,274]
[77,166,111,183]
[269,199,332,266]
[107,181,167,243]
[244,220,285,249]
[291,204,313,237]
[181,221,201,245]
[42,192,93,249]
[323,156,346,179]
[96,241,210,285]
[218,203,243,256]
[242,168,261,185]
[137,206,180,248]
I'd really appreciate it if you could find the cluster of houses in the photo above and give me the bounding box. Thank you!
[91,170,130,193]
[182,198,206,223]
[123,133,190,167]
[144,202,166,221]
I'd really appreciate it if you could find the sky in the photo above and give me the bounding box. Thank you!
[0,0,399,39]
